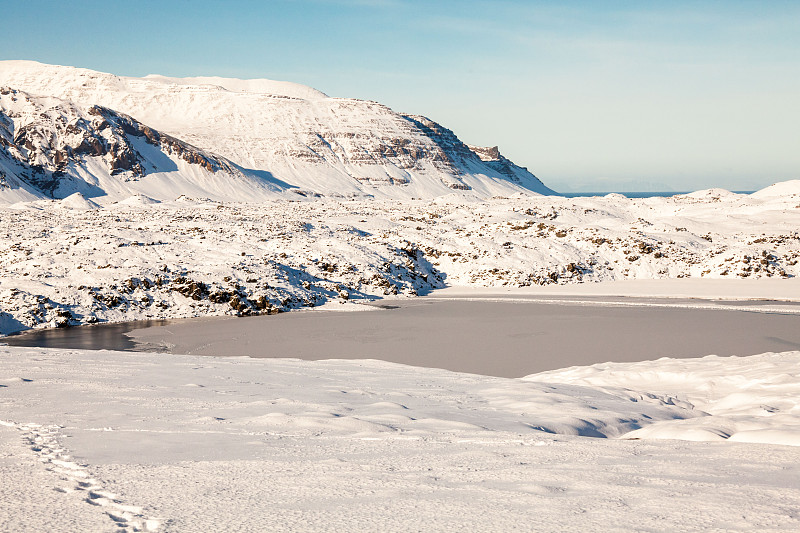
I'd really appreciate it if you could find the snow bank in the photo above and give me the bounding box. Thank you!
[528,351,800,446]
[59,192,100,210]
[682,187,740,200]
[751,179,800,198]
[115,194,160,206]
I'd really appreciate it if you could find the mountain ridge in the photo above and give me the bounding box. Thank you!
[0,86,291,203]
[0,60,554,202]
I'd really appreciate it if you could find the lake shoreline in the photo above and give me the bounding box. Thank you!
[6,288,800,378]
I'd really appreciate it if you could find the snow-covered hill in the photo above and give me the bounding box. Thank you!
[0,87,292,203]
[1,182,799,335]
[0,60,554,200]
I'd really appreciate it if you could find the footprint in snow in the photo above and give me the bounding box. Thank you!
[7,420,163,531]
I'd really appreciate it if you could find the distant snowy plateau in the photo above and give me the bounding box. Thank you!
[2,61,800,532]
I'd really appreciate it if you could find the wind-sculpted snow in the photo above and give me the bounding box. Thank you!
[1,347,799,530]
[0,60,553,199]
[1,186,800,335]
[531,351,800,446]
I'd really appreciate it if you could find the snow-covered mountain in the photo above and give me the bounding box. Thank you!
[0,87,292,203]
[0,60,554,202]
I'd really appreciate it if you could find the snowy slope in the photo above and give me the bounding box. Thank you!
[0,87,292,203]
[531,351,800,446]
[0,60,554,199]
[1,346,799,531]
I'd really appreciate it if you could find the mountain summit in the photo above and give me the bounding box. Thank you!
[0,61,554,202]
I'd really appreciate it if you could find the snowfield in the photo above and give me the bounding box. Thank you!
[1,183,800,336]
[1,346,799,531]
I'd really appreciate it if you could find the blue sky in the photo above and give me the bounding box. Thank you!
[2,0,798,191]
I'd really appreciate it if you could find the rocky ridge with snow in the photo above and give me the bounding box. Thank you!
[0,87,294,204]
[1,182,800,335]
[0,60,553,201]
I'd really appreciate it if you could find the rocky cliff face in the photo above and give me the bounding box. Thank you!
[467,144,538,185]
[0,87,138,198]
[0,87,286,202]
[0,61,555,201]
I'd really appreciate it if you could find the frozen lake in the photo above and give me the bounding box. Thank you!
[8,296,800,377]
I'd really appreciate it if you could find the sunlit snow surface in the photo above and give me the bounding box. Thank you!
[1,347,799,531]
[2,181,800,335]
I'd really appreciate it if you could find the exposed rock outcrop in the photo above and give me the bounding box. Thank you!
[0,87,245,199]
